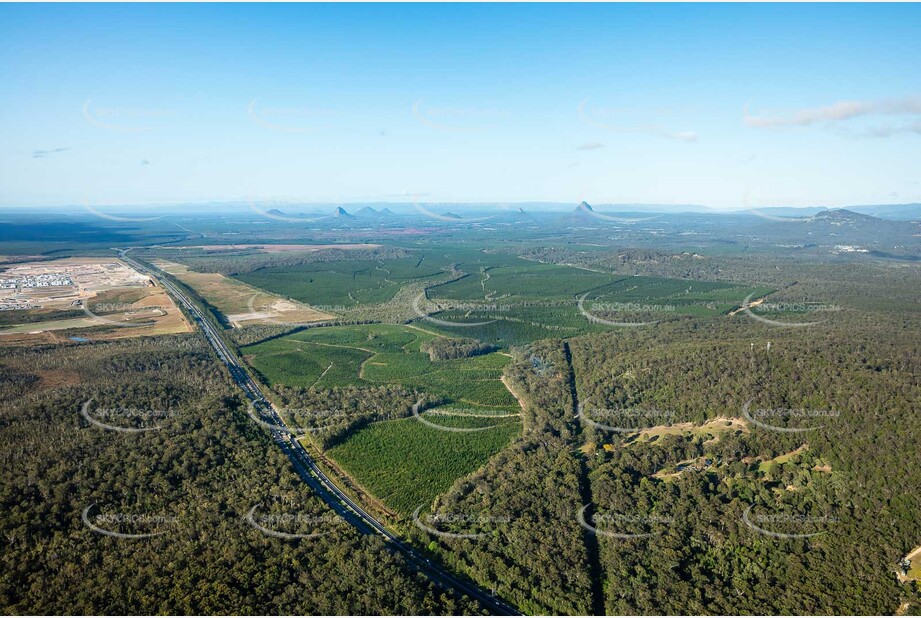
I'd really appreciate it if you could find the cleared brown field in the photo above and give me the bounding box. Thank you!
[152,259,333,326]
[631,416,748,442]
[164,243,378,254]
[0,298,189,341]
[0,258,191,344]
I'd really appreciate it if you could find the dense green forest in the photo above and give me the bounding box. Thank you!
[0,335,483,615]
[407,341,597,615]
[3,2,921,612]
[3,223,920,615]
[569,312,921,614]
[405,299,921,614]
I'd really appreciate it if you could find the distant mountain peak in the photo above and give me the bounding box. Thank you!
[266,208,286,216]
[820,208,861,217]
[379,208,394,215]
[809,208,878,223]
[576,201,594,212]
[355,206,378,216]
[334,206,353,217]
[441,211,462,219]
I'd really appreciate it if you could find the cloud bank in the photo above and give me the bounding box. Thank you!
[745,96,921,137]
[32,147,71,159]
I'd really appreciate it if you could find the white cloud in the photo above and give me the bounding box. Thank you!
[32,147,70,159]
[849,119,921,138]
[744,96,921,135]
[665,130,698,142]
[578,99,699,142]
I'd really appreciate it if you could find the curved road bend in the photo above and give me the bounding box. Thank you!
[119,250,520,616]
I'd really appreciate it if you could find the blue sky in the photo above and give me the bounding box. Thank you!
[1,3,919,209]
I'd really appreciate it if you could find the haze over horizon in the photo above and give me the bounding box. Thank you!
[2,3,920,209]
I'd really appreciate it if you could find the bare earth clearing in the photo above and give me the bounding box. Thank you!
[0,258,189,342]
[152,259,332,326]
[162,243,379,254]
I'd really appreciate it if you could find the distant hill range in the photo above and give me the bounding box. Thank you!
[342,201,920,222]
[744,207,920,257]
[65,200,920,222]
[748,203,921,221]
[355,206,393,217]
[808,208,881,224]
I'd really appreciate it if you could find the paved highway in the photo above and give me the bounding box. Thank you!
[119,250,520,616]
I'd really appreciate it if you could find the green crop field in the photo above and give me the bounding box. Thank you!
[326,413,521,516]
[417,276,772,346]
[294,322,435,352]
[234,257,446,307]
[242,323,518,409]
[244,322,524,516]
[242,338,372,388]
[413,304,610,346]
[428,261,622,302]
[588,275,770,303]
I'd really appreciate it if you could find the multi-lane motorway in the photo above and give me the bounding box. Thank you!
[119,250,519,616]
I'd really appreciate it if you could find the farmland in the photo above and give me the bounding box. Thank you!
[242,323,517,409]
[418,275,772,346]
[326,413,521,516]
[429,260,618,302]
[243,338,371,388]
[228,245,770,347]
[234,256,447,308]
[0,258,189,342]
[2,214,919,615]
[241,322,522,515]
[5,3,921,614]
[153,259,332,326]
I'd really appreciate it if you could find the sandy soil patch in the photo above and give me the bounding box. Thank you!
[166,243,378,254]
[728,296,766,317]
[632,416,748,442]
[153,259,332,326]
[0,258,190,342]
[35,368,83,388]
